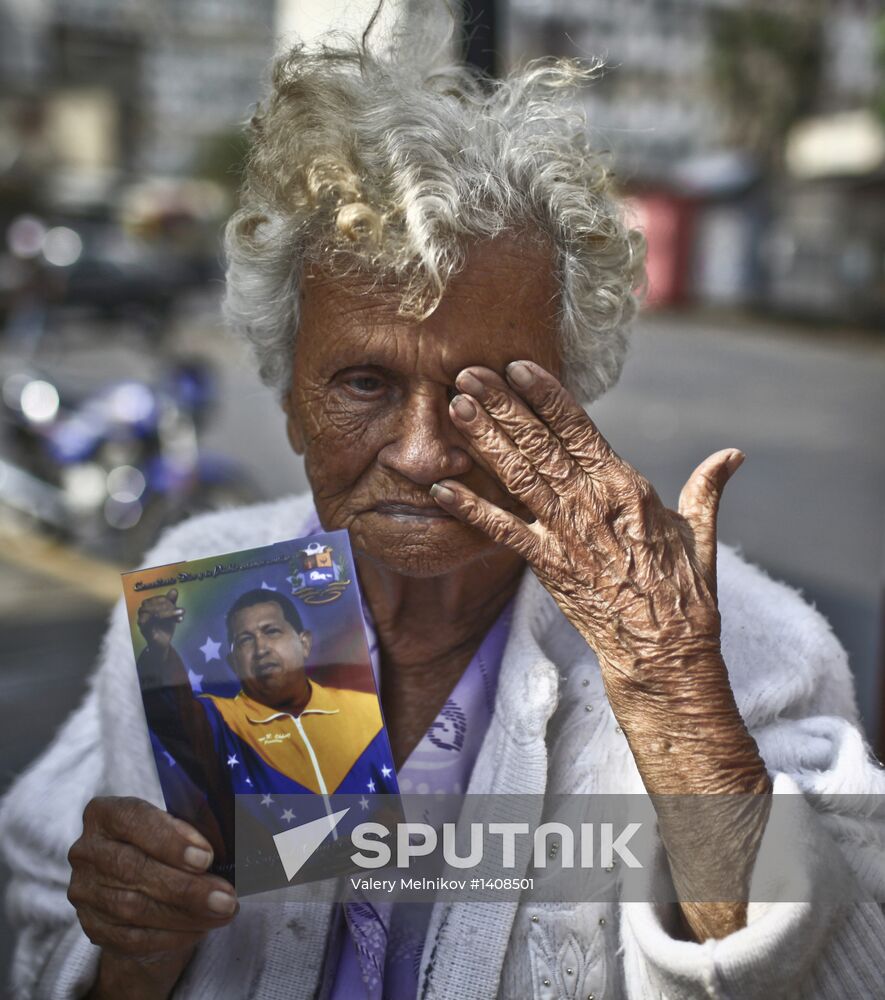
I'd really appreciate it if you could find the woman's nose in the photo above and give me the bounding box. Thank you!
[377,390,472,486]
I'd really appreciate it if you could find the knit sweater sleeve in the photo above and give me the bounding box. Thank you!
[0,560,184,1000]
[0,579,173,1000]
[0,689,104,999]
[619,549,885,999]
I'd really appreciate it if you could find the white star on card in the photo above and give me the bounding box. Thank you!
[200,636,221,662]
[281,809,295,823]
[359,796,369,811]
[260,581,277,591]
[261,794,273,807]
[380,765,392,779]
[187,669,204,692]
[245,778,252,786]
[227,754,239,768]
[367,779,376,793]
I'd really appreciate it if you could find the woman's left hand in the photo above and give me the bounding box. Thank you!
[431,360,764,796]
[432,360,772,941]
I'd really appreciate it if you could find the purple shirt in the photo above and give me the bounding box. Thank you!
[329,597,513,999]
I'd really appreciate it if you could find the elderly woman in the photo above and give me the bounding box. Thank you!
[2,30,884,1000]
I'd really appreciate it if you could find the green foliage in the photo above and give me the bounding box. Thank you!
[875,14,885,123]
[707,2,824,168]
[193,127,251,192]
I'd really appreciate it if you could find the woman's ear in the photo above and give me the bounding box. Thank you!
[283,395,305,456]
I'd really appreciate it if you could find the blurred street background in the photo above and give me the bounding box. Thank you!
[0,0,883,984]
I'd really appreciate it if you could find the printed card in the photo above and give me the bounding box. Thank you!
[122,530,400,891]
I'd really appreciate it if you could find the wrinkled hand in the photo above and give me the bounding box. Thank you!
[68,798,238,1000]
[69,798,237,998]
[430,361,772,942]
[137,589,185,653]
[431,360,741,710]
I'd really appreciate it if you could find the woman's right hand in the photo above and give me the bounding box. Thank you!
[68,797,238,1000]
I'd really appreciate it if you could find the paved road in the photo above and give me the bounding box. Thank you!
[593,312,885,740]
[1,308,883,986]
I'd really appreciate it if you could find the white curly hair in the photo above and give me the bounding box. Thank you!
[223,11,646,404]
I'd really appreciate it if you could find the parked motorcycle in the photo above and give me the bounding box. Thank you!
[0,358,260,564]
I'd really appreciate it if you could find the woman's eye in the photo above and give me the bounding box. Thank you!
[342,374,386,397]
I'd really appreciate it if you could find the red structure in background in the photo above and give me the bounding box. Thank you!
[625,192,696,308]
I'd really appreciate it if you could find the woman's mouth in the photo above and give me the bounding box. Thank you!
[373,502,453,520]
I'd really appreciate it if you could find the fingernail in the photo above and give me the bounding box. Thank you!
[725,450,745,475]
[171,817,213,856]
[450,395,476,421]
[207,890,237,915]
[430,483,456,504]
[506,362,534,388]
[456,371,484,396]
[184,846,213,870]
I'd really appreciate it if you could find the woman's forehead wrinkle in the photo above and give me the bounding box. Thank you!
[302,267,397,324]
[302,280,416,369]
[299,237,561,377]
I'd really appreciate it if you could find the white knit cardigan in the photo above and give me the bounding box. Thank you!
[2,493,885,1000]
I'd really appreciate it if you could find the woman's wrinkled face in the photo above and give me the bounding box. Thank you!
[284,236,561,577]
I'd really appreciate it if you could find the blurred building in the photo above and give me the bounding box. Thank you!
[0,0,276,203]
[505,0,881,181]
[2,0,883,321]
[506,0,713,179]
[506,0,883,322]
